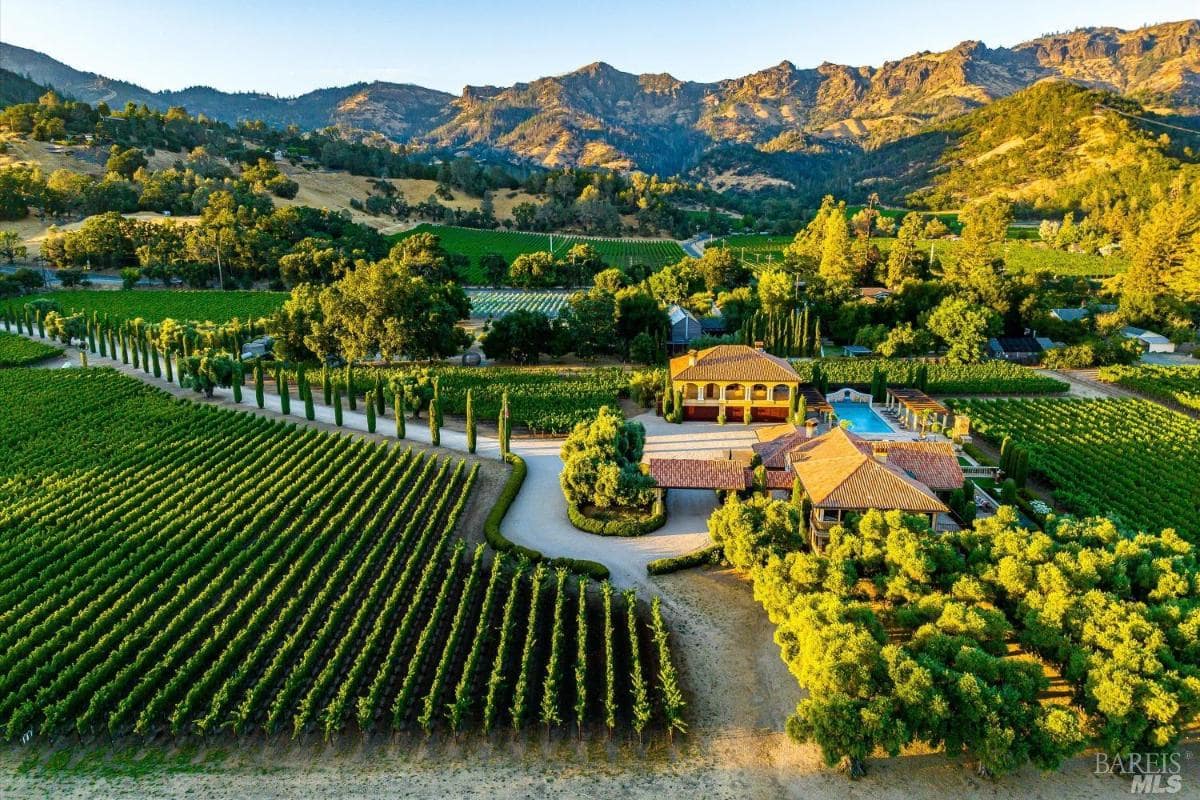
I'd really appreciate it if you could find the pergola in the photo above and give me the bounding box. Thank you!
[884,387,950,431]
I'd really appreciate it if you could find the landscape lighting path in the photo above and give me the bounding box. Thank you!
[27,337,715,591]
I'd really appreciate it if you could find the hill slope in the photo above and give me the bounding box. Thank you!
[2,20,1198,182]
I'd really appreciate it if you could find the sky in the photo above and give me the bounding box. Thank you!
[1,0,1197,96]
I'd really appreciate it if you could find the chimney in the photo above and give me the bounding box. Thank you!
[872,445,888,463]
[753,340,764,352]
[687,349,697,367]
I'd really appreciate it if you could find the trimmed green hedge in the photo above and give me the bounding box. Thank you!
[484,453,610,580]
[647,544,724,575]
[567,501,667,537]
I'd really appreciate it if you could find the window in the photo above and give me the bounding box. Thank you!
[772,384,790,402]
[725,383,745,401]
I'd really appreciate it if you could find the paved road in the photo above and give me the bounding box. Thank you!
[0,265,132,286]
[679,233,711,258]
[20,331,723,589]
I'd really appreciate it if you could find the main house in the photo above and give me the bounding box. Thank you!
[668,343,801,422]
[649,426,963,548]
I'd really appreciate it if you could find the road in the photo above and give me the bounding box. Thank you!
[0,264,127,286]
[679,233,711,258]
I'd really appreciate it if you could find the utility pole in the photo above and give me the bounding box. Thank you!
[216,227,224,289]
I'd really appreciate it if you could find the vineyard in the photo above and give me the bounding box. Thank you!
[1097,364,1200,412]
[0,368,683,742]
[710,235,1128,276]
[807,358,1068,394]
[393,224,685,283]
[466,290,570,319]
[340,365,629,433]
[948,397,1200,540]
[0,331,61,367]
[23,290,287,324]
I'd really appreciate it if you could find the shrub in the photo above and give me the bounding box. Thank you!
[646,544,724,575]
[567,501,666,537]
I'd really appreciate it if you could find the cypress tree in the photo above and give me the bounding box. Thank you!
[743,404,752,425]
[119,332,128,364]
[131,334,140,369]
[465,389,477,454]
[36,310,44,339]
[436,381,445,429]
[366,390,376,432]
[334,388,344,426]
[305,382,316,420]
[80,350,88,369]
[672,389,683,423]
[429,397,440,446]
[164,351,174,383]
[322,366,332,405]
[141,337,150,374]
[87,323,96,353]
[797,395,807,425]
[374,374,385,415]
[279,370,291,415]
[98,326,107,357]
[232,364,243,403]
[151,346,161,378]
[396,400,406,438]
[254,363,264,408]
[345,365,356,410]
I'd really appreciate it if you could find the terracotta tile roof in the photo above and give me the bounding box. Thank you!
[670,344,800,384]
[648,458,749,490]
[753,429,815,469]
[648,428,951,515]
[869,441,964,492]
[765,469,796,490]
[788,428,948,513]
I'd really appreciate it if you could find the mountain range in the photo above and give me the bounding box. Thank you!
[2,20,1198,181]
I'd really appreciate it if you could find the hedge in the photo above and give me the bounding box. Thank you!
[567,501,667,537]
[484,453,610,580]
[647,544,724,575]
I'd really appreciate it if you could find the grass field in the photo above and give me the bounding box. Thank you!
[0,368,682,741]
[0,332,62,367]
[393,224,685,283]
[20,290,287,324]
[709,235,1127,276]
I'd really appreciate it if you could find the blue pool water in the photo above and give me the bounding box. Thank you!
[830,401,893,434]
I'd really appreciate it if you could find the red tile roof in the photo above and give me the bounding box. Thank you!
[648,458,749,490]
[670,344,800,383]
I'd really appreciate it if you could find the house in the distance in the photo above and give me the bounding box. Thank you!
[1050,304,1117,323]
[987,336,1051,364]
[1122,326,1175,354]
[669,343,800,421]
[667,304,725,353]
[858,287,893,304]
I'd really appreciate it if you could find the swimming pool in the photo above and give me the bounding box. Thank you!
[830,401,893,434]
